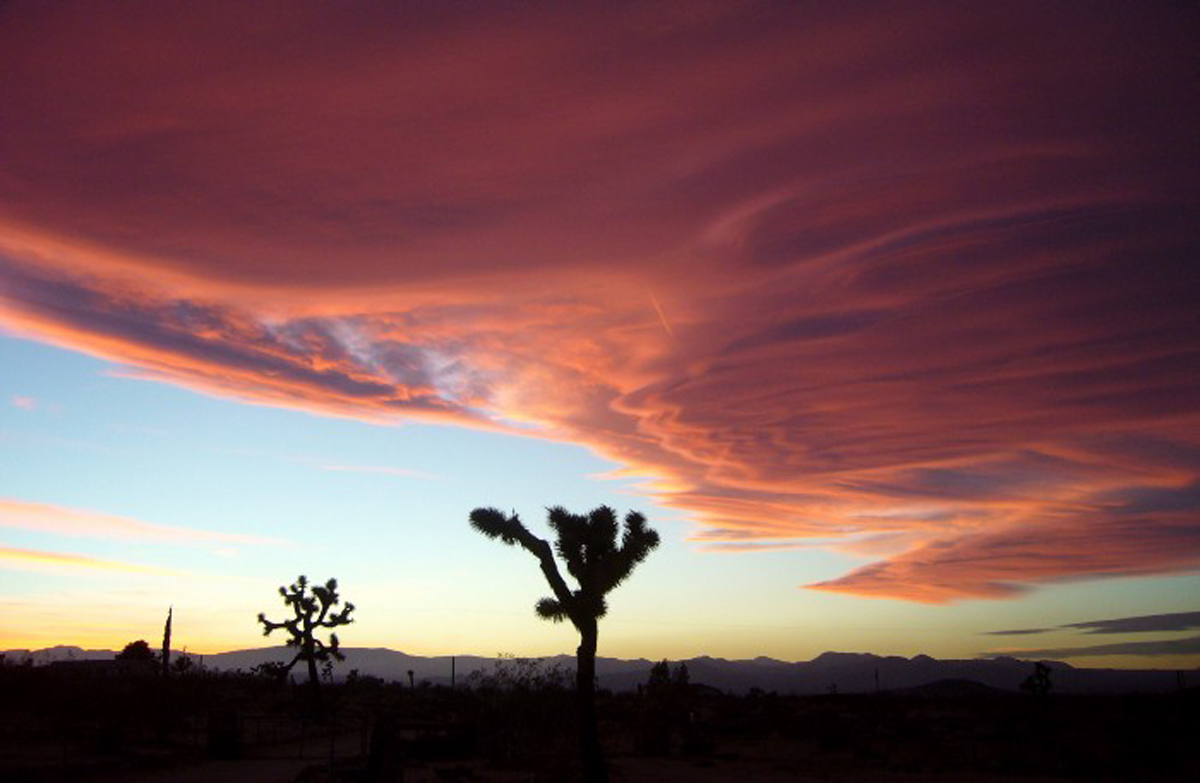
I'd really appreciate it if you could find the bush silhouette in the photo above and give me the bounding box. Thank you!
[171,652,195,675]
[116,639,157,662]
[470,505,659,783]
[639,660,695,756]
[1021,661,1053,700]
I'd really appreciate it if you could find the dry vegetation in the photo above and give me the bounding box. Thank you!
[2,659,1196,782]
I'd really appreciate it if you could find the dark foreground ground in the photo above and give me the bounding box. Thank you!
[3,662,1196,782]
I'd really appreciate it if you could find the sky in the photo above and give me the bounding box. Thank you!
[1,2,1198,668]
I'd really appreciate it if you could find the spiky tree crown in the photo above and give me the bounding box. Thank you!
[258,575,355,669]
[470,505,659,627]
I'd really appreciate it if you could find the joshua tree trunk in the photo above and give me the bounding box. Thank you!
[305,640,322,710]
[576,618,607,783]
[469,507,657,783]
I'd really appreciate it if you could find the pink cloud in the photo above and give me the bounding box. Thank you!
[0,2,1196,601]
[0,498,291,548]
[809,481,1200,602]
[10,395,36,411]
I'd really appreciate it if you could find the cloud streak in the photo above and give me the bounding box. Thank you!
[988,635,1200,660]
[320,464,442,481]
[983,610,1200,659]
[1,2,1197,601]
[1064,611,1200,636]
[0,545,174,575]
[0,498,291,548]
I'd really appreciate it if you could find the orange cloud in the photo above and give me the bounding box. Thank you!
[811,482,1200,602]
[0,2,1197,601]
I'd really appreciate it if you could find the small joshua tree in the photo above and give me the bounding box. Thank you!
[470,505,659,783]
[257,575,354,709]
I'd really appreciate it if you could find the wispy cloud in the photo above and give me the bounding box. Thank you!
[0,498,291,547]
[320,464,441,481]
[1063,611,1200,635]
[982,610,1200,658]
[987,635,1200,660]
[0,3,1196,602]
[0,545,174,575]
[808,483,1200,602]
[10,395,36,411]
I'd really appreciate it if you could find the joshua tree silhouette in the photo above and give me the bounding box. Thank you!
[469,505,660,783]
[257,575,354,709]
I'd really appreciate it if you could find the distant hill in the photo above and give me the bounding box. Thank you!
[3,645,1191,694]
[1,646,115,666]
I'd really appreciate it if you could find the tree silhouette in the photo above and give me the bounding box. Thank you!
[171,652,195,675]
[470,505,659,783]
[1021,661,1053,700]
[647,659,670,691]
[116,639,157,662]
[646,659,688,694]
[160,606,172,678]
[257,575,354,709]
[114,639,158,677]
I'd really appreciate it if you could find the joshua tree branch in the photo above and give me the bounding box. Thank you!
[471,507,578,619]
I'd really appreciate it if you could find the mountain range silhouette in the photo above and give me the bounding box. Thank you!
[4,645,1190,694]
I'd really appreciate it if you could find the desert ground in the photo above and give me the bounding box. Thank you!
[4,661,1195,782]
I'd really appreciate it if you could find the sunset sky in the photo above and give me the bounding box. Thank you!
[2,2,1198,668]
